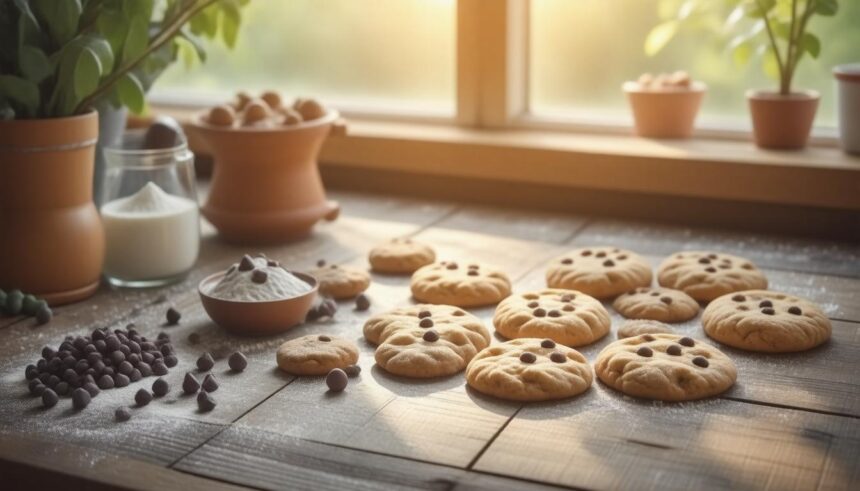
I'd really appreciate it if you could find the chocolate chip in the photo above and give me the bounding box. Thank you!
[344,365,362,377]
[596,251,606,258]
[28,380,45,396]
[561,258,573,265]
[660,296,672,305]
[163,355,178,368]
[329,264,338,269]
[251,269,268,284]
[467,270,479,276]
[581,250,592,256]
[418,310,432,318]
[106,335,121,352]
[519,352,537,364]
[197,353,215,371]
[666,345,682,356]
[202,374,219,392]
[239,255,255,271]
[548,310,561,317]
[118,360,133,375]
[761,308,775,315]
[318,335,331,342]
[650,292,660,297]
[679,337,695,347]
[541,339,556,349]
[318,299,338,318]
[267,260,279,267]
[355,293,371,311]
[152,361,168,376]
[642,335,655,342]
[72,388,91,410]
[316,259,326,267]
[228,352,248,372]
[560,294,574,302]
[326,369,348,392]
[25,365,38,380]
[636,346,653,357]
[617,255,628,260]
[83,382,100,397]
[527,301,539,308]
[152,378,169,397]
[114,373,130,387]
[692,356,709,368]
[550,352,566,363]
[135,389,153,406]
[188,332,201,345]
[788,306,802,315]
[97,374,115,390]
[166,307,181,325]
[705,267,717,273]
[446,263,458,270]
[422,330,439,342]
[183,373,200,394]
[533,308,547,318]
[698,258,711,264]
[55,382,69,396]
[759,300,773,308]
[603,260,615,267]
[115,407,132,422]
[41,388,58,408]
[419,318,434,328]
[138,363,152,377]
[562,304,575,312]
[197,391,217,412]
[732,294,746,302]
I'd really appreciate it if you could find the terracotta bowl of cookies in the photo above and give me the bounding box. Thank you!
[198,270,318,336]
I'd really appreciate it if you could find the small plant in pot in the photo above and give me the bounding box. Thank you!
[0,0,245,305]
[646,0,840,149]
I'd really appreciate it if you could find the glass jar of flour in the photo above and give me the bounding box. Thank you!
[100,131,200,287]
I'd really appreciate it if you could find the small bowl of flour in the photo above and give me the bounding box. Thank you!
[199,254,317,335]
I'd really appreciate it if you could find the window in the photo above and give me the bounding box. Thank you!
[152,0,456,115]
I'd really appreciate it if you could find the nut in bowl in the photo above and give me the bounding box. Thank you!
[623,71,706,139]
[198,255,318,336]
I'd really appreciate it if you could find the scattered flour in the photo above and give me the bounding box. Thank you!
[208,256,311,302]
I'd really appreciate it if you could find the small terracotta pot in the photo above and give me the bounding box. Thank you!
[623,82,706,138]
[0,112,105,305]
[747,90,819,150]
[190,111,344,244]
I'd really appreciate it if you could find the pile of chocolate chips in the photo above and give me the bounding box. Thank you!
[25,325,176,409]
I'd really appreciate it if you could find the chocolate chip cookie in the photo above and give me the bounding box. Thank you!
[369,238,436,274]
[657,251,767,302]
[546,247,652,299]
[276,335,359,375]
[493,289,611,347]
[612,286,699,322]
[375,326,485,378]
[702,290,831,352]
[616,319,675,339]
[363,304,490,347]
[309,264,371,299]
[466,338,593,401]
[595,334,736,401]
[410,261,511,307]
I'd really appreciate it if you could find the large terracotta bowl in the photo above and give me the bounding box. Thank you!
[198,270,318,336]
[190,111,344,244]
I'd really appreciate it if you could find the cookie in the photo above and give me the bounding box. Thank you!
[546,247,652,299]
[309,264,371,299]
[375,326,484,378]
[410,261,511,307]
[702,290,831,353]
[612,286,699,322]
[493,289,611,347]
[276,334,359,375]
[369,238,435,274]
[465,338,593,401]
[657,251,767,302]
[363,304,489,346]
[616,319,674,339]
[594,334,736,401]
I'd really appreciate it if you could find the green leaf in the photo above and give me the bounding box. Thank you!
[801,32,821,59]
[730,39,754,66]
[0,75,40,117]
[815,0,838,16]
[221,3,241,49]
[123,17,149,64]
[644,20,678,56]
[116,73,144,114]
[74,47,101,100]
[31,0,83,46]
[121,0,154,21]
[97,10,128,56]
[83,35,114,75]
[743,0,775,18]
[773,21,790,40]
[18,45,52,83]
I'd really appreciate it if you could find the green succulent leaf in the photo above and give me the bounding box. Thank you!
[123,17,149,64]
[0,75,40,117]
[801,32,821,58]
[815,0,838,16]
[116,72,145,114]
[221,4,240,49]
[74,47,102,99]
[18,45,52,83]
[31,0,83,46]
[644,20,679,56]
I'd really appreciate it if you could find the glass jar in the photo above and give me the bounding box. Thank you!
[100,132,200,287]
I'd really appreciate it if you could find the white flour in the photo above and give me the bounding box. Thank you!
[208,257,311,302]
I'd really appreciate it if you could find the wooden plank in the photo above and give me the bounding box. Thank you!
[0,430,248,491]
[568,218,860,278]
[175,425,566,491]
[473,391,860,491]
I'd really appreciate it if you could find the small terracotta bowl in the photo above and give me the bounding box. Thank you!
[623,81,706,138]
[198,270,318,336]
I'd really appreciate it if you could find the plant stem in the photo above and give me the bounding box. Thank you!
[785,0,816,95]
[73,0,219,114]
[755,0,786,94]
[785,0,799,94]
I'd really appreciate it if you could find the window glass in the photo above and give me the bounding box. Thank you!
[153,0,456,114]
[530,0,860,128]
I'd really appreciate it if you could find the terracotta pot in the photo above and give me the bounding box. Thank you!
[0,112,105,305]
[834,64,860,155]
[190,111,344,244]
[747,90,819,150]
[623,82,706,138]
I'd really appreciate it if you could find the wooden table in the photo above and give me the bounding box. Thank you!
[2,189,858,491]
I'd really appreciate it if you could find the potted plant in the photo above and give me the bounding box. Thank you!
[0,0,244,305]
[646,0,840,149]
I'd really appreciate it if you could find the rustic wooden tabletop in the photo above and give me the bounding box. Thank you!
[1,189,858,491]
